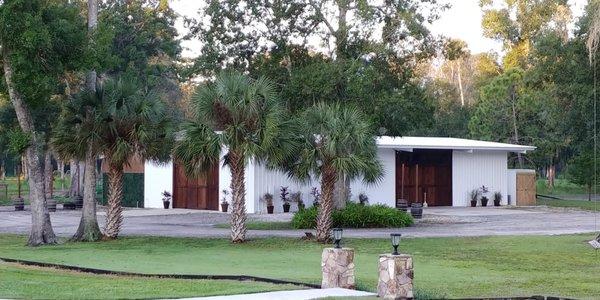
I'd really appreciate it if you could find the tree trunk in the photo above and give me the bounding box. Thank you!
[0,158,5,181]
[229,151,247,243]
[69,160,80,198]
[546,164,555,190]
[334,0,348,60]
[457,60,465,106]
[104,163,124,239]
[332,175,349,210]
[2,48,56,246]
[316,165,336,243]
[509,84,524,168]
[44,150,53,199]
[588,185,592,202]
[86,0,98,92]
[72,146,102,241]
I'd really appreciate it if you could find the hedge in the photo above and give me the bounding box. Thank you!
[291,202,413,229]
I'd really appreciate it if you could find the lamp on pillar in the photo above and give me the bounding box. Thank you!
[390,233,401,255]
[333,228,343,249]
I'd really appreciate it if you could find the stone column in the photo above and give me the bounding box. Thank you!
[321,248,355,289]
[377,254,414,299]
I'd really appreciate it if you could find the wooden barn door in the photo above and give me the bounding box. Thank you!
[396,150,452,206]
[516,172,536,206]
[173,163,219,210]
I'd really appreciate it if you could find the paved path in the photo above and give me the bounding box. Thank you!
[1,205,599,238]
[182,288,375,300]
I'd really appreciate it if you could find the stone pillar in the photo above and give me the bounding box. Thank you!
[377,254,414,299]
[321,248,355,289]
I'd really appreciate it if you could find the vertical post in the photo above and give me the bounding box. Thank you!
[415,164,419,203]
[378,254,414,299]
[321,248,355,289]
[400,163,405,199]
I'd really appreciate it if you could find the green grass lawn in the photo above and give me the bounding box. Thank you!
[536,178,597,195]
[214,221,293,230]
[537,197,600,211]
[0,234,599,299]
[0,263,297,299]
[0,176,72,205]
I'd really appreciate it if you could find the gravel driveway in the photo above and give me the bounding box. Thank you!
[0,205,598,239]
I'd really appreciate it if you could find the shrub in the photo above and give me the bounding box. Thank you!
[291,202,413,229]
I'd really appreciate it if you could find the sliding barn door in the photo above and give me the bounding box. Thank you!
[173,162,219,210]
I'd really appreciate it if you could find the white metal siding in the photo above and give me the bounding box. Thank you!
[143,161,173,208]
[349,148,396,207]
[452,150,508,206]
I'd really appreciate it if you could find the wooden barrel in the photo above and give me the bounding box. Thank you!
[13,198,24,211]
[74,196,83,209]
[47,198,57,212]
[410,203,423,219]
[396,199,408,212]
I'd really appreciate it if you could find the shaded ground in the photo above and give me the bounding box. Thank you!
[0,205,598,238]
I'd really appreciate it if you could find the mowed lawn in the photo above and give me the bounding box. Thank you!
[0,263,297,299]
[1,234,599,299]
[537,197,600,211]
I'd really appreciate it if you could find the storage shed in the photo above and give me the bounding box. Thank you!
[143,136,536,212]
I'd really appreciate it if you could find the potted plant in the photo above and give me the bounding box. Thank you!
[469,189,480,207]
[493,191,502,207]
[291,191,304,210]
[221,189,229,212]
[162,191,171,209]
[264,193,274,214]
[280,186,290,213]
[310,187,320,208]
[358,193,369,206]
[480,185,489,207]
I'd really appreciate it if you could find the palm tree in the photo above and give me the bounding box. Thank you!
[53,88,104,241]
[288,103,383,242]
[98,78,172,239]
[174,71,294,243]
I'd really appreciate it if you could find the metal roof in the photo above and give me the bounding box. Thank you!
[377,136,536,153]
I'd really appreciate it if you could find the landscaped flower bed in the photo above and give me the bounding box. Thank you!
[291,202,413,229]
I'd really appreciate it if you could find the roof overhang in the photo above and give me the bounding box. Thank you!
[377,136,536,154]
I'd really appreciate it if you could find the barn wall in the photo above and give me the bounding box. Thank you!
[144,161,173,208]
[349,148,396,207]
[452,150,508,206]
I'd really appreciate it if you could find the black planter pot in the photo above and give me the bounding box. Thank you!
[47,198,57,212]
[493,200,501,207]
[283,203,291,213]
[470,200,477,207]
[13,197,24,211]
[163,201,170,209]
[221,203,229,212]
[298,203,305,211]
[481,197,489,207]
[267,205,274,214]
[396,199,408,212]
[410,203,423,219]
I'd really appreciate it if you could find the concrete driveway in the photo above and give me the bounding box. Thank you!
[0,205,598,239]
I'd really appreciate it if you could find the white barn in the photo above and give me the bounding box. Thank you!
[143,136,536,213]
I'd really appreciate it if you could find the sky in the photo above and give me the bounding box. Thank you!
[170,0,589,59]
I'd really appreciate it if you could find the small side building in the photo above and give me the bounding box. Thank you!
[144,136,536,212]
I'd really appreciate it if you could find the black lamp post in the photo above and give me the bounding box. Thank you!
[391,233,401,255]
[333,228,343,249]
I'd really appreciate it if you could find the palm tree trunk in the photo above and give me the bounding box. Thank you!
[333,175,349,209]
[229,151,247,243]
[316,165,336,243]
[69,160,80,198]
[104,163,124,239]
[2,47,56,246]
[72,147,102,241]
[44,150,53,198]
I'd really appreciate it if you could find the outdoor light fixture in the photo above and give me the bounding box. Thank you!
[391,233,402,255]
[333,228,343,249]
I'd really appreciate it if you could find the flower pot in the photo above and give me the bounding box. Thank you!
[47,198,57,212]
[221,203,229,212]
[494,200,501,207]
[13,197,24,211]
[267,205,274,214]
[410,203,423,219]
[283,202,291,213]
[481,197,489,207]
[163,201,170,209]
[470,200,477,207]
[298,203,305,210]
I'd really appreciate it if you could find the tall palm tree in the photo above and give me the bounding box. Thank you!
[53,88,104,241]
[98,78,172,239]
[288,103,383,242]
[174,71,294,243]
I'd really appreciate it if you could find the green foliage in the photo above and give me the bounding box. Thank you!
[6,128,30,155]
[291,203,413,229]
[567,150,600,191]
[101,173,144,207]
